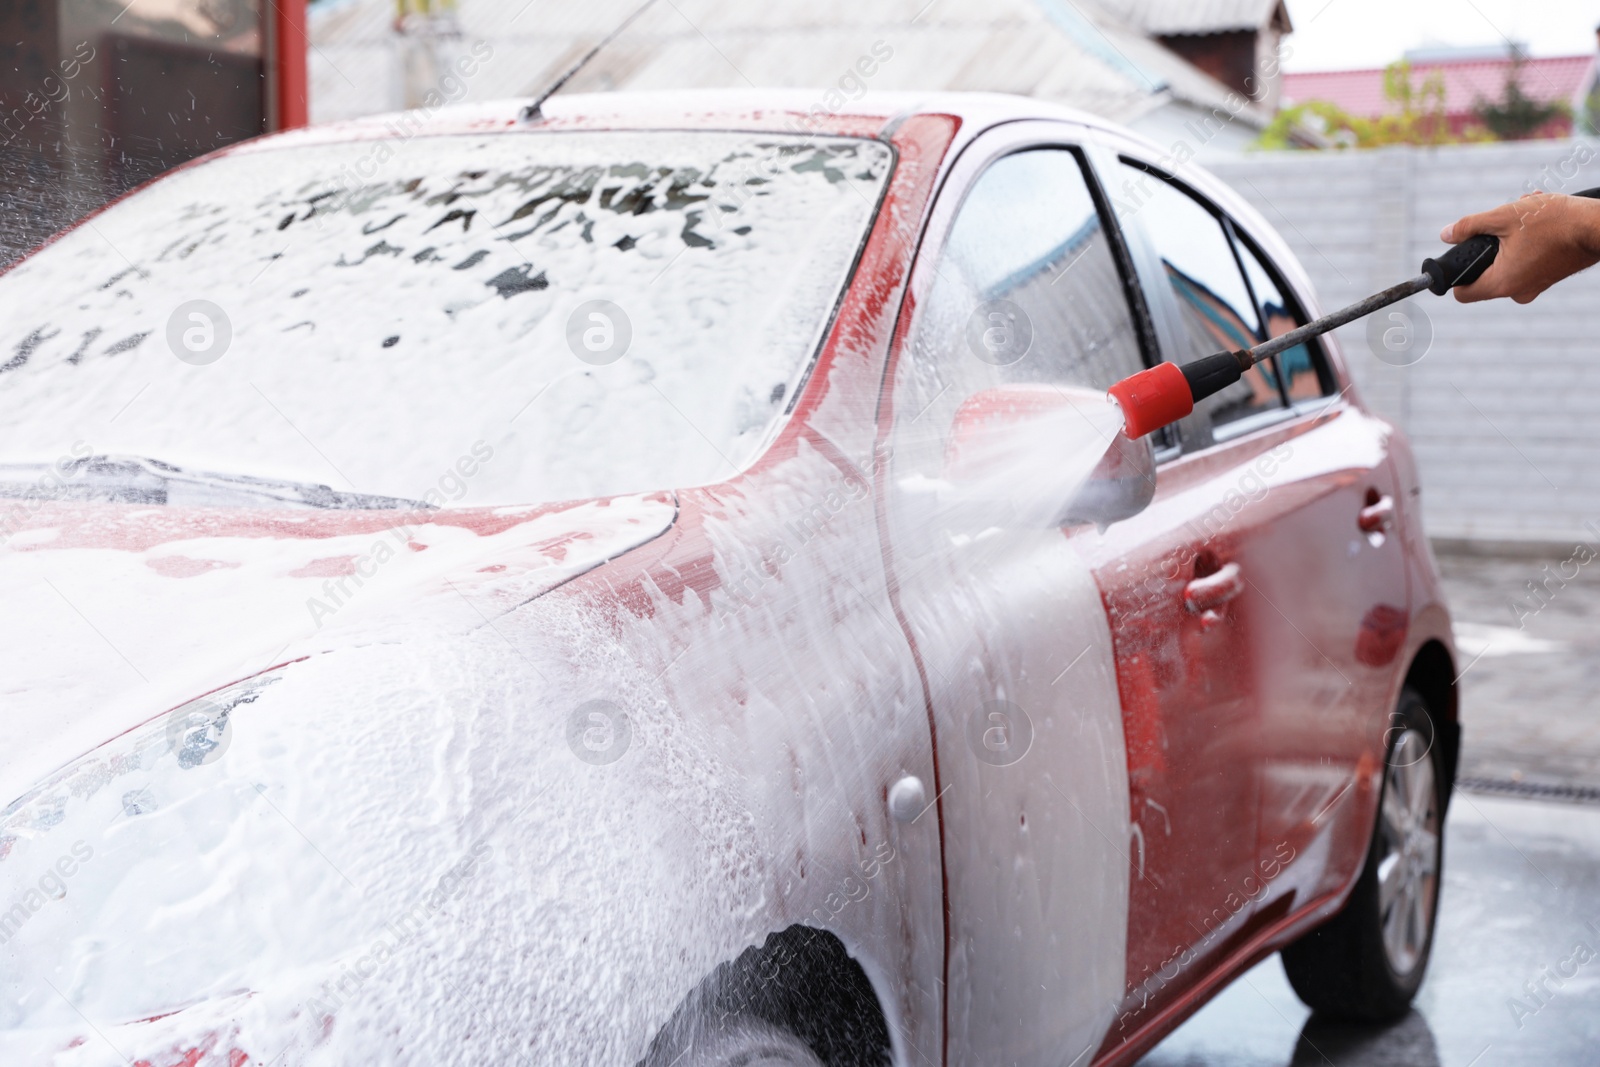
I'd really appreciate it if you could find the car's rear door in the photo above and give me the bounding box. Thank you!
[1092,145,1412,1020]
[876,123,1155,1066]
[1213,196,1414,918]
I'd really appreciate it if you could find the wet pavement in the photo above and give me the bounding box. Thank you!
[1137,548,1600,1066]
[1436,551,1600,792]
[1137,795,1600,1066]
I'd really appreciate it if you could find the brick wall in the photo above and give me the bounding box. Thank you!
[1207,142,1600,546]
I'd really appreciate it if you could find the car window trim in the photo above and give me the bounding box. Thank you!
[1224,223,1340,401]
[1065,144,1164,379]
[1108,154,1277,449]
[1220,214,1292,410]
[1118,157,1295,430]
[938,126,1165,374]
[1071,143,1184,463]
[895,121,1174,457]
[1078,143,1200,460]
[1109,153,1358,454]
[1120,156,1338,403]
[778,134,901,418]
[1209,402,1300,443]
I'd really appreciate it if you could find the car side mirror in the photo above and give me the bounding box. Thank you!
[1060,426,1156,529]
[942,384,1155,531]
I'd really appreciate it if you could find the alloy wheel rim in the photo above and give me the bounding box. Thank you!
[1376,727,1440,977]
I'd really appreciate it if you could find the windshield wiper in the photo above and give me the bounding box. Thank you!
[0,455,433,511]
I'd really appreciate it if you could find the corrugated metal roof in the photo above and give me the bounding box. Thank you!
[1283,54,1596,117]
[1092,0,1289,36]
[309,0,1271,129]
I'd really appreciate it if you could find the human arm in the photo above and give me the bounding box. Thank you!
[1440,191,1600,304]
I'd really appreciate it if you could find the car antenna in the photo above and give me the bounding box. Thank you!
[520,0,664,123]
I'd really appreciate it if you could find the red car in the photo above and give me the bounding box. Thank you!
[0,91,1456,1067]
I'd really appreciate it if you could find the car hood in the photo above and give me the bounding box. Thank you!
[0,487,782,1067]
[0,493,677,805]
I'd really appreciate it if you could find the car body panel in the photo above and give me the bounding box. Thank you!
[0,90,1459,1067]
[1075,435,1272,1035]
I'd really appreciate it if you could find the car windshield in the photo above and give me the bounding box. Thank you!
[0,130,891,507]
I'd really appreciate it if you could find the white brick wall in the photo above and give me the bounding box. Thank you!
[1207,141,1600,547]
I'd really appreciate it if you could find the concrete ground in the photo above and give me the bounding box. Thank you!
[1138,796,1600,1067]
[1435,550,1600,793]
[1138,551,1600,1066]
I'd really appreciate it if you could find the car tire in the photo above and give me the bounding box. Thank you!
[1281,685,1445,1022]
[667,1017,825,1067]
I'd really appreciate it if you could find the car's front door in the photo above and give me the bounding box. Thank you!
[878,124,1156,1066]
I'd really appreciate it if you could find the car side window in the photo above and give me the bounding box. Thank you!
[1113,162,1287,431]
[1230,234,1333,403]
[892,147,1147,447]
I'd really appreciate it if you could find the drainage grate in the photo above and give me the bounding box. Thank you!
[1457,776,1600,805]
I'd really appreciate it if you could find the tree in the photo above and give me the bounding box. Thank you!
[1473,52,1570,140]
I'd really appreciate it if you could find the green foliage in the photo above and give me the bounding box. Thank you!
[1258,52,1578,150]
[1258,60,1468,149]
[1473,53,1570,140]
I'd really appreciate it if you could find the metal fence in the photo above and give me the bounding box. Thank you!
[1206,140,1600,549]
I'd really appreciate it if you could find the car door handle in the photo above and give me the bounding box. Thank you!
[1183,562,1245,615]
[1359,495,1396,534]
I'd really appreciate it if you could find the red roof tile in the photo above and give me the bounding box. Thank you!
[1283,55,1597,119]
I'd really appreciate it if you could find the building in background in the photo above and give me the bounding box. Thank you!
[308,0,1293,155]
[1095,0,1293,109]
[0,0,308,261]
[1283,44,1598,141]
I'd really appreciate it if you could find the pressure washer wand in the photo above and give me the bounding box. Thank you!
[1108,187,1600,440]
[1238,272,1435,366]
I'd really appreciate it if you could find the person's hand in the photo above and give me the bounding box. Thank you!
[1440,191,1600,303]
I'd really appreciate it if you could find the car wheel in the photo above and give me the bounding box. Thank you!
[667,1018,824,1067]
[1281,685,1444,1021]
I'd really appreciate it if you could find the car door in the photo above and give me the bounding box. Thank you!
[1068,151,1283,1049]
[1218,214,1414,916]
[876,124,1160,1066]
[1093,148,1412,1026]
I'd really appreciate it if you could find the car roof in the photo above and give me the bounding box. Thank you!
[234,89,1133,154]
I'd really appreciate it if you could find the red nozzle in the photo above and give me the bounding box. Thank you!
[1107,362,1194,439]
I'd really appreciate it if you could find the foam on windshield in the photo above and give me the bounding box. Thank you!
[0,131,891,507]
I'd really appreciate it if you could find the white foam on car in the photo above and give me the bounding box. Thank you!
[0,617,765,1065]
[0,131,889,508]
[0,493,677,810]
[0,126,1136,1067]
[0,439,934,1065]
[882,395,1132,1061]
